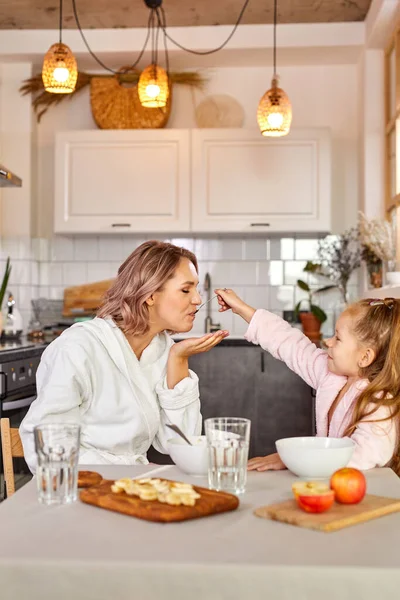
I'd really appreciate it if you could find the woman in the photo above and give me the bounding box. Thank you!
[20,241,228,471]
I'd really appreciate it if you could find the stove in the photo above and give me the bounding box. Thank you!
[0,339,48,498]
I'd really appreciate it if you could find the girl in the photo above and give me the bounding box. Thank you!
[214,288,400,473]
[20,241,228,471]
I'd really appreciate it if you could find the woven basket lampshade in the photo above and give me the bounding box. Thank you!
[257,76,292,137]
[42,43,78,94]
[138,64,169,108]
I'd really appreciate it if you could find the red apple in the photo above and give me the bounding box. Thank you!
[330,467,366,504]
[292,481,335,513]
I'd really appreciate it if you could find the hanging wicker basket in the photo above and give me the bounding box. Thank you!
[90,68,171,130]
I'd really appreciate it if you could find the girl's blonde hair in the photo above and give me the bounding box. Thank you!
[97,240,198,336]
[344,298,400,474]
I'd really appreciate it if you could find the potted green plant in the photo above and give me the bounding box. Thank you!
[295,261,336,344]
[0,257,12,335]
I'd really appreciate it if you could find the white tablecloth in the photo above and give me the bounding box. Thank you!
[1,465,400,600]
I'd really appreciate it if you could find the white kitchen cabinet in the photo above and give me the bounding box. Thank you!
[54,128,332,235]
[54,130,190,234]
[191,128,331,233]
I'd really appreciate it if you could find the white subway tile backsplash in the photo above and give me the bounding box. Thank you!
[269,238,295,260]
[18,237,33,260]
[74,237,99,261]
[284,261,307,285]
[243,286,269,310]
[258,261,283,286]
[49,263,64,286]
[98,237,125,261]
[269,286,295,310]
[122,237,147,258]
[62,262,88,286]
[51,236,75,261]
[32,238,50,262]
[170,238,195,253]
[210,309,233,333]
[10,261,31,286]
[3,234,362,332]
[196,238,243,261]
[208,262,257,286]
[48,286,64,300]
[18,285,34,310]
[232,314,248,336]
[31,262,39,286]
[87,262,114,282]
[244,239,268,260]
[295,239,319,260]
[39,262,49,286]
[280,238,295,260]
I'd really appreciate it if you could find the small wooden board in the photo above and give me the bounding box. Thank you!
[80,479,239,523]
[78,470,103,489]
[63,279,114,316]
[255,494,400,532]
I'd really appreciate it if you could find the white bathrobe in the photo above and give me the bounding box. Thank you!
[20,318,201,472]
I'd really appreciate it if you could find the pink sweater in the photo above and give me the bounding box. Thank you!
[244,309,397,470]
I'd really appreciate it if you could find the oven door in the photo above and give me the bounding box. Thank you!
[0,386,37,426]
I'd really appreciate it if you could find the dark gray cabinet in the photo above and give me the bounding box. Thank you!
[147,343,315,463]
[189,345,314,458]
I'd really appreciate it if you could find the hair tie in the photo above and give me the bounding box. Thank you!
[369,298,395,310]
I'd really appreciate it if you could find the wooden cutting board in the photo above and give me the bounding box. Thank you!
[63,279,115,316]
[80,479,239,523]
[254,494,400,532]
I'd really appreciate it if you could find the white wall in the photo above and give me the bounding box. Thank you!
[0,54,362,334]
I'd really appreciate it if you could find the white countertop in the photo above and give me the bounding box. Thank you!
[362,285,400,299]
[1,465,400,600]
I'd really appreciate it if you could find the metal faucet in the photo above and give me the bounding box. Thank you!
[203,272,221,333]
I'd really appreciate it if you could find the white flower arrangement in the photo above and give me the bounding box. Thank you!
[358,212,396,263]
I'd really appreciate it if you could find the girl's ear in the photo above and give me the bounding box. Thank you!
[359,347,376,368]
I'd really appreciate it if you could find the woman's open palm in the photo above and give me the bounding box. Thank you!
[172,331,229,359]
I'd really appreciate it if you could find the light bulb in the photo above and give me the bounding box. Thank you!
[53,61,69,83]
[145,83,161,99]
[267,112,284,128]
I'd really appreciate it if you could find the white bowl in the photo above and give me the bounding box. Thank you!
[386,271,400,286]
[275,436,355,479]
[167,435,208,476]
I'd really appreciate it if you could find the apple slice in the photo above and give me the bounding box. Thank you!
[292,481,331,499]
[292,481,335,513]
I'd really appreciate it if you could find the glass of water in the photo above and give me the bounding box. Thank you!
[34,423,81,505]
[205,417,251,495]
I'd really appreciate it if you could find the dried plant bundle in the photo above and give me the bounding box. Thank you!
[20,70,206,122]
[358,211,396,263]
[317,228,361,304]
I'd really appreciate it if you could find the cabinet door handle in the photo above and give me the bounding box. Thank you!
[111,223,131,228]
[250,223,270,227]
[260,352,265,373]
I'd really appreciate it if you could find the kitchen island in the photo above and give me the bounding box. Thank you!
[0,464,399,600]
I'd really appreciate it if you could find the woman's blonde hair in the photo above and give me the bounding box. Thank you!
[97,240,198,336]
[344,298,400,474]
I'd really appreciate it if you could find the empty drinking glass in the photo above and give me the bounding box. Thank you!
[205,417,251,495]
[34,423,81,505]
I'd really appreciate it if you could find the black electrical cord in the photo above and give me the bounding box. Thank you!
[273,0,277,75]
[59,0,63,44]
[69,0,252,72]
[71,0,154,74]
[156,0,251,56]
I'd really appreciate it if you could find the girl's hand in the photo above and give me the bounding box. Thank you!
[214,288,256,323]
[247,453,287,472]
[171,330,229,359]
